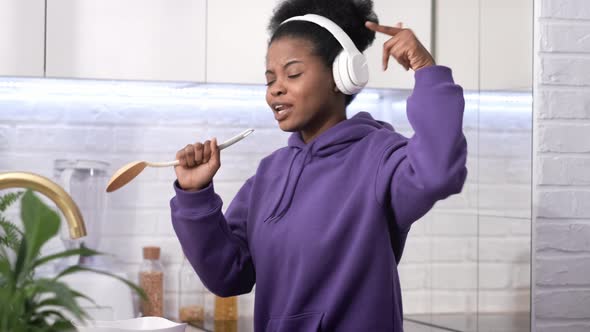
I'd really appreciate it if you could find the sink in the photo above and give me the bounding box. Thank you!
[75,316,186,332]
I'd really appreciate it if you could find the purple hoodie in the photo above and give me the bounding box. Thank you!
[171,65,467,331]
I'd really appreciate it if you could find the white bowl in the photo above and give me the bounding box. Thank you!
[75,316,186,332]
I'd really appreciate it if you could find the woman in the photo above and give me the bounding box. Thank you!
[171,0,467,330]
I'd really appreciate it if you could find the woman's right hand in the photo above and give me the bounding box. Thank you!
[174,138,221,191]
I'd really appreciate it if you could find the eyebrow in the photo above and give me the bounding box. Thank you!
[265,60,303,75]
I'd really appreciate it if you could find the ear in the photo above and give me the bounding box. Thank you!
[332,82,340,93]
[329,71,341,94]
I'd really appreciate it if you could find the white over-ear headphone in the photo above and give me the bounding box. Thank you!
[280,14,369,95]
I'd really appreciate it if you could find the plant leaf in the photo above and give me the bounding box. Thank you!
[20,190,61,269]
[0,255,11,279]
[52,265,88,280]
[50,319,77,332]
[31,309,69,324]
[34,294,94,313]
[57,266,148,301]
[34,297,66,310]
[69,289,97,306]
[0,191,24,212]
[0,217,23,254]
[30,278,89,322]
[33,247,103,270]
[30,309,78,331]
[32,277,97,308]
[13,237,29,285]
[0,287,27,332]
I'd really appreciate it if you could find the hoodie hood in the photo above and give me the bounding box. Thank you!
[264,111,394,223]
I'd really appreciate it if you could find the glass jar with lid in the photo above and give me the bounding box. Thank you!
[178,255,238,331]
[178,255,206,328]
[139,246,164,317]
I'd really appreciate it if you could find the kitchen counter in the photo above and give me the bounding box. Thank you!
[185,313,530,332]
[404,313,530,332]
[186,321,457,332]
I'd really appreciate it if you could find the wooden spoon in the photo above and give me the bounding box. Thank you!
[106,128,254,192]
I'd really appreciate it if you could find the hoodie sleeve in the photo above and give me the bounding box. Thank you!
[376,65,468,232]
[170,177,255,297]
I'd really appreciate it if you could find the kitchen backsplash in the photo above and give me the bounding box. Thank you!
[0,77,531,318]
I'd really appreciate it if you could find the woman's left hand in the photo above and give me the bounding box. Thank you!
[365,21,435,72]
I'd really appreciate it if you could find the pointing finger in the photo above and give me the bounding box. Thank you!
[365,21,403,36]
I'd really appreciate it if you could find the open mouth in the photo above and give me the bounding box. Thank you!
[273,103,293,114]
[272,103,293,121]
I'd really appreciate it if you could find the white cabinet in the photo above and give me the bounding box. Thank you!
[45,0,207,82]
[4,0,531,90]
[365,0,433,89]
[206,0,431,89]
[0,0,45,77]
[434,0,479,90]
[205,0,278,85]
[435,0,532,90]
[479,0,532,90]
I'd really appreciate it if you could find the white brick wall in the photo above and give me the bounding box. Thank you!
[0,75,531,319]
[533,0,590,331]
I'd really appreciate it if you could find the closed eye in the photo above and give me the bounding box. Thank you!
[265,73,301,87]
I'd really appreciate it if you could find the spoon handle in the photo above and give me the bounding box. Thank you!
[146,128,255,168]
[147,160,180,167]
[218,128,255,150]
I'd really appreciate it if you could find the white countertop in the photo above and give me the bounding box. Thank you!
[182,316,254,332]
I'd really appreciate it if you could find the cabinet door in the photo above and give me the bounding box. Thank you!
[0,0,45,77]
[434,0,479,90]
[45,0,206,82]
[207,0,431,88]
[365,0,432,89]
[205,0,277,84]
[480,0,532,90]
[435,0,532,91]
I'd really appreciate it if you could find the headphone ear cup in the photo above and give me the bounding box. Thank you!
[349,53,369,92]
[340,52,356,95]
[343,53,367,95]
[332,52,347,95]
[334,51,354,95]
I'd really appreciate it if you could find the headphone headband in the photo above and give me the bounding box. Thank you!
[280,14,361,56]
[279,13,368,95]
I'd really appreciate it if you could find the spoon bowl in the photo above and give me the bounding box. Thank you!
[106,128,254,193]
[106,161,151,193]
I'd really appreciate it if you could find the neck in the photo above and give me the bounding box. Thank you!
[300,110,346,144]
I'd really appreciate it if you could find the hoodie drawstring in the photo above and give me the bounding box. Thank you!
[262,112,389,224]
[264,145,314,223]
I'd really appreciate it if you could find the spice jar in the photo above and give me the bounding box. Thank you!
[213,295,238,332]
[178,255,238,332]
[178,255,206,328]
[139,246,164,317]
[203,293,238,332]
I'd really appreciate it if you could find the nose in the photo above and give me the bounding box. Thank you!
[270,79,286,97]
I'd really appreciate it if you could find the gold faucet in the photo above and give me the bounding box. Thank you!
[0,172,86,239]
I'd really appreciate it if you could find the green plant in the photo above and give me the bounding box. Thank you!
[0,189,146,332]
[0,191,24,255]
